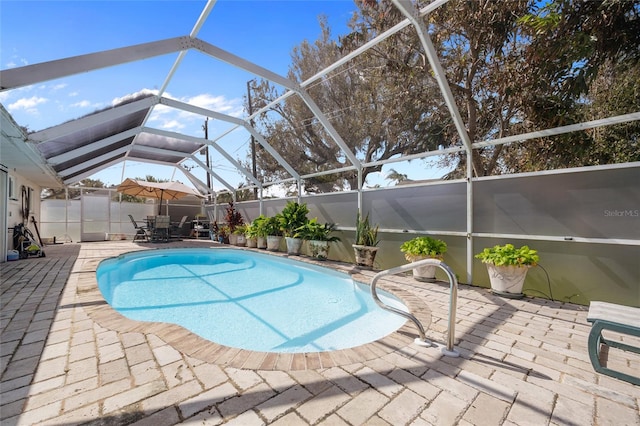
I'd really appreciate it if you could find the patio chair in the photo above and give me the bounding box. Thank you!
[170,215,188,238]
[128,214,149,242]
[152,215,171,242]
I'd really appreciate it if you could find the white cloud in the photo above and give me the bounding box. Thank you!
[111,88,159,106]
[109,89,244,138]
[8,96,48,114]
[184,93,244,118]
[51,83,68,91]
[161,120,185,131]
[71,100,92,108]
[68,91,79,97]
[5,56,28,68]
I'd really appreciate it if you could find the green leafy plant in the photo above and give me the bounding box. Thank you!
[295,218,340,242]
[245,220,259,238]
[262,214,283,236]
[400,236,447,260]
[475,244,539,266]
[232,223,248,235]
[217,224,229,239]
[354,212,379,246]
[279,201,309,237]
[251,215,269,237]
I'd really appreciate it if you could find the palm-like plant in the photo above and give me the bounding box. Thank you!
[354,212,379,247]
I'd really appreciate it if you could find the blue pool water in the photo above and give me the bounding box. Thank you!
[97,248,408,353]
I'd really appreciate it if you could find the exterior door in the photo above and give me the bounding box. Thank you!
[81,193,109,242]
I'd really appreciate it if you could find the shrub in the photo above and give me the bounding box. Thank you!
[475,244,539,266]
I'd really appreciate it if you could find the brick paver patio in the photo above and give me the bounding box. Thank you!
[1,240,638,425]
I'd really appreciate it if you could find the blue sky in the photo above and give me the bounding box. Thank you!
[1,0,448,190]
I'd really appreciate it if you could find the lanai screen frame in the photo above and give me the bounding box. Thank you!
[1,0,639,283]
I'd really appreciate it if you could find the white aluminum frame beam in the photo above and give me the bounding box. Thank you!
[179,166,212,196]
[296,90,360,168]
[134,1,217,165]
[156,1,217,97]
[188,155,235,192]
[391,0,474,284]
[142,127,261,187]
[473,112,640,149]
[158,97,298,180]
[0,37,192,91]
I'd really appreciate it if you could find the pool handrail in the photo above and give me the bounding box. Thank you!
[370,258,459,357]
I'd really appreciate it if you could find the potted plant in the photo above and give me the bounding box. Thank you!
[352,212,379,268]
[279,201,309,255]
[232,223,248,246]
[224,202,244,245]
[216,224,230,244]
[209,221,219,241]
[400,236,448,281]
[296,218,340,260]
[263,214,284,251]
[252,215,269,249]
[475,244,539,298]
[244,220,259,248]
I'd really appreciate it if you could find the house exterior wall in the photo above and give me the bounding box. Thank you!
[4,170,44,256]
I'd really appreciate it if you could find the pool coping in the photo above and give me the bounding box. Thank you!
[76,244,435,371]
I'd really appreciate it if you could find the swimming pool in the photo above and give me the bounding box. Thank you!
[97,248,408,353]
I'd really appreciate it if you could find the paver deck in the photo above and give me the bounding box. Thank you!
[1,240,638,425]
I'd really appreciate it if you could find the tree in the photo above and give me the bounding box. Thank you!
[42,178,106,200]
[512,0,640,169]
[385,168,409,184]
[248,0,639,187]
[248,10,447,192]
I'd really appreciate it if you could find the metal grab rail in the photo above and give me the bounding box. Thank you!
[370,258,459,357]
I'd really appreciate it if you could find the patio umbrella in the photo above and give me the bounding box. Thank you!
[116,178,204,214]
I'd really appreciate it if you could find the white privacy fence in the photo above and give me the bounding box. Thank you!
[40,189,204,243]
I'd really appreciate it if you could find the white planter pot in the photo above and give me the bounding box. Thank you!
[266,235,282,251]
[235,234,246,246]
[486,264,529,298]
[352,244,378,268]
[405,254,438,282]
[309,240,330,260]
[257,236,267,249]
[285,237,303,255]
[228,233,238,246]
[246,237,258,248]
